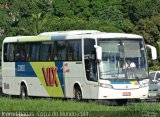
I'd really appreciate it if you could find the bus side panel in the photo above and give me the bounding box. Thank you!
[21,78,49,97]
[2,62,17,94]
[3,77,49,96]
[64,62,91,99]
[2,62,15,77]
[2,62,49,96]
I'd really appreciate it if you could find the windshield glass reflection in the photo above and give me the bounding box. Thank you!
[98,39,148,80]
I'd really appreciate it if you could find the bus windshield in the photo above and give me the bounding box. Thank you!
[98,39,148,80]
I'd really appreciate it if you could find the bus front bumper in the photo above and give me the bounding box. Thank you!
[98,86,148,99]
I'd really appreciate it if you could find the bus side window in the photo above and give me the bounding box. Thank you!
[68,53,73,60]
[54,41,67,61]
[15,50,20,61]
[15,43,26,62]
[3,43,8,62]
[8,43,15,62]
[68,40,82,61]
[30,43,40,61]
[25,44,30,61]
[40,42,52,61]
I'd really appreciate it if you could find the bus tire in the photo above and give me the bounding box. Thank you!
[20,85,28,99]
[74,87,82,101]
[116,99,128,106]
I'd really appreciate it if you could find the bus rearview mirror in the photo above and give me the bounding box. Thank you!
[146,44,157,60]
[94,45,102,62]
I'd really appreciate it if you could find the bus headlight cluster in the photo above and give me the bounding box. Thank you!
[99,83,113,88]
[139,79,149,88]
[139,82,148,88]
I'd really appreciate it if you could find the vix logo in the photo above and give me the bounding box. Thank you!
[61,63,70,73]
[42,67,59,87]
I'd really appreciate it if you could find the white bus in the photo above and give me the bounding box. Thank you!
[1,30,157,104]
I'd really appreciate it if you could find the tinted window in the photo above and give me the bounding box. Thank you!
[4,43,16,62]
[15,43,26,61]
[9,44,15,61]
[3,43,8,62]
[84,39,97,81]
[54,41,67,60]
[3,40,82,62]
[29,43,40,61]
[40,42,53,61]
[84,39,95,55]
[68,40,82,61]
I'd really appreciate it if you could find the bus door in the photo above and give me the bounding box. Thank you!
[84,39,99,99]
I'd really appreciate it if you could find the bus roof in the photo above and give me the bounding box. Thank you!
[39,30,100,36]
[84,32,143,39]
[3,30,143,43]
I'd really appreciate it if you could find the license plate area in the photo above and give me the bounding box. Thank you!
[149,92,157,97]
[122,92,131,96]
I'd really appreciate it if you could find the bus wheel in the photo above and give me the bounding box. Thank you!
[116,99,128,106]
[75,87,82,101]
[20,85,28,99]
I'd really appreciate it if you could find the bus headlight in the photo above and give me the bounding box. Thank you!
[99,83,113,88]
[140,82,148,88]
[139,79,149,88]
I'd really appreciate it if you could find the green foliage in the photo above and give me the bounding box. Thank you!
[135,18,160,44]
[122,0,160,23]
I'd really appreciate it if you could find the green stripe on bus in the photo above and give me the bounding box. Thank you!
[18,36,51,42]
